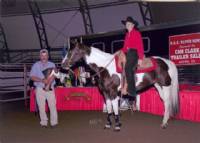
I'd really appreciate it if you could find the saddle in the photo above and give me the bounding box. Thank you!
[115,52,157,73]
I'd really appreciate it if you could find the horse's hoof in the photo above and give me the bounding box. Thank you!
[113,123,121,131]
[104,124,111,129]
[160,123,168,129]
[114,126,121,131]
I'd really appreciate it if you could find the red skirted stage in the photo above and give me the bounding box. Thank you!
[140,87,200,122]
[30,87,104,111]
[30,86,200,122]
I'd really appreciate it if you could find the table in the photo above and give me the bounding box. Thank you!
[30,87,104,111]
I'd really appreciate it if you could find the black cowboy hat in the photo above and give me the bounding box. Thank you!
[121,16,139,27]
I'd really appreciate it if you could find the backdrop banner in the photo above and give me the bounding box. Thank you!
[169,33,200,65]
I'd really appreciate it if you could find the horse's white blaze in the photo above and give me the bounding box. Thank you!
[62,52,68,64]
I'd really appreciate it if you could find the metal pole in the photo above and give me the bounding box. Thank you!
[23,64,28,107]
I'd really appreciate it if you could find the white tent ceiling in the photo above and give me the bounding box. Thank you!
[1,0,137,16]
[1,0,200,51]
[1,0,200,24]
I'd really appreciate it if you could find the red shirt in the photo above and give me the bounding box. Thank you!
[121,28,144,59]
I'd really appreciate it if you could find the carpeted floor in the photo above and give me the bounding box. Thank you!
[0,101,200,143]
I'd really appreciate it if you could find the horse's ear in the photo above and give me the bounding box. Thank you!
[70,39,79,46]
[70,39,75,45]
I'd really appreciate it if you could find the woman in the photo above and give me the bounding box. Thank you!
[120,16,145,97]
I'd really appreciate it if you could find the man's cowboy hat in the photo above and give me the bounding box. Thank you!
[121,16,139,27]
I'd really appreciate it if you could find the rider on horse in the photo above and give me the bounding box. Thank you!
[119,16,145,98]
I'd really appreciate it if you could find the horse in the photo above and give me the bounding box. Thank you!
[61,42,179,131]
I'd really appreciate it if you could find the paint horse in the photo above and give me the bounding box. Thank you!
[61,42,179,131]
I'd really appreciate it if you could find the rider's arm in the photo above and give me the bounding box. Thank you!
[135,31,144,60]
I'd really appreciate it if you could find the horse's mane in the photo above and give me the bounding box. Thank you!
[90,47,113,58]
[77,42,113,58]
[73,43,116,76]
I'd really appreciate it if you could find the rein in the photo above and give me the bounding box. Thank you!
[88,51,120,79]
[89,56,115,79]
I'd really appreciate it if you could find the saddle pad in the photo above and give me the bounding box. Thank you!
[115,56,157,73]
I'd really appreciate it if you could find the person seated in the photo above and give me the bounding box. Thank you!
[119,16,145,98]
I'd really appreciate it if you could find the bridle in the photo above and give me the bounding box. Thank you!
[64,50,76,68]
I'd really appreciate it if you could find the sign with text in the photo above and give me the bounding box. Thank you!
[169,33,200,65]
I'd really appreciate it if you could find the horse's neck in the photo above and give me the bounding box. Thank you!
[85,47,113,67]
[85,47,121,86]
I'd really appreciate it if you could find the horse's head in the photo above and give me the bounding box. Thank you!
[61,41,91,69]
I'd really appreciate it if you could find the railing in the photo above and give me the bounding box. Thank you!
[0,47,65,102]
[0,61,63,103]
[0,63,32,102]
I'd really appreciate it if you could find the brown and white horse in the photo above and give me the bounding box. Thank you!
[61,42,179,131]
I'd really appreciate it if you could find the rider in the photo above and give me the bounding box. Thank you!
[119,16,145,98]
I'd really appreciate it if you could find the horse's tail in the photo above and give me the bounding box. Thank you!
[167,60,179,116]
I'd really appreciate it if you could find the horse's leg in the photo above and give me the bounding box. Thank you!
[161,86,171,129]
[111,97,121,131]
[154,83,170,129]
[105,113,112,129]
[104,99,112,129]
[135,95,140,111]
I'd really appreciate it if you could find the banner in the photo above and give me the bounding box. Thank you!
[169,33,200,65]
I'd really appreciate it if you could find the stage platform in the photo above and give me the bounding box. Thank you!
[30,87,104,111]
[30,86,200,123]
